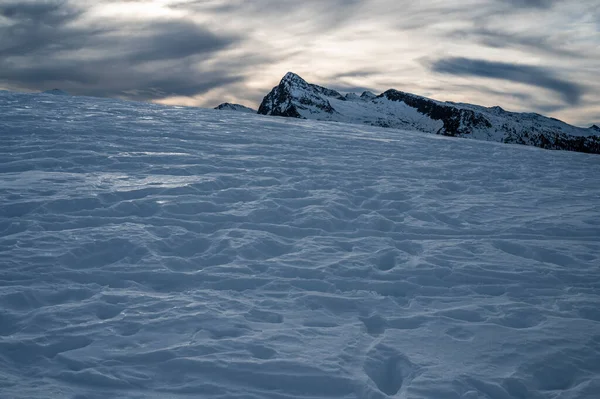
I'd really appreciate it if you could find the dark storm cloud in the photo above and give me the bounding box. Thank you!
[0,0,76,22]
[431,57,584,105]
[0,0,87,56]
[121,21,236,62]
[0,0,246,100]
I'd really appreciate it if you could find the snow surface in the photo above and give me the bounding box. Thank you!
[1,91,600,399]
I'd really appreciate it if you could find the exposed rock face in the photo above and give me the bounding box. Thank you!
[257,72,600,154]
[381,89,492,137]
[215,103,256,113]
[257,72,339,117]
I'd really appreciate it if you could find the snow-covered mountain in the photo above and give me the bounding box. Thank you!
[2,90,600,398]
[42,88,70,96]
[215,102,256,113]
[258,72,600,154]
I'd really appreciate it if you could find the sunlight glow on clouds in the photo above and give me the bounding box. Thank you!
[85,1,183,20]
[0,0,598,126]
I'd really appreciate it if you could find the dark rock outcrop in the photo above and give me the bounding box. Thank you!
[258,72,337,117]
[380,90,492,137]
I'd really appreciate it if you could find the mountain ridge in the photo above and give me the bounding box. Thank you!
[250,72,600,154]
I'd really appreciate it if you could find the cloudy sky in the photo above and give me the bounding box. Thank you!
[1,0,598,126]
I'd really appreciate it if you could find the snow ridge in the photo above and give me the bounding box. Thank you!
[258,72,600,154]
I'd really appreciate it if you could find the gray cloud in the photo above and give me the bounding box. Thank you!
[450,27,582,58]
[0,0,246,100]
[431,57,585,105]
[390,0,554,32]
[331,69,381,80]
[501,0,556,9]
[0,1,88,56]
[0,0,598,126]
[177,0,362,33]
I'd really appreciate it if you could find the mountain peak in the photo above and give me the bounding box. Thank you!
[282,71,304,80]
[281,72,308,87]
[258,72,337,117]
[590,124,600,131]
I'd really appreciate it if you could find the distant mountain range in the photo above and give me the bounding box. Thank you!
[214,102,256,113]
[216,72,600,154]
[43,89,70,96]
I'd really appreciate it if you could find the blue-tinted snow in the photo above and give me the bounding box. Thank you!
[1,91,600,399]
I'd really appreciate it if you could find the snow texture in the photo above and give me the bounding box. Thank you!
[1,90,600,399]
[258,73,600,154]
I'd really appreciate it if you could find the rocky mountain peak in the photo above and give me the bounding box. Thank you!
[258,72,337,117]
[281,72,308,86]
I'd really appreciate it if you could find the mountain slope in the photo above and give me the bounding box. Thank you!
[258,72,600,154]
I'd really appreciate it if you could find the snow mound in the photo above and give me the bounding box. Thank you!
[1,90,600,398]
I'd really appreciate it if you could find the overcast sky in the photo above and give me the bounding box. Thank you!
[1,0,598,126]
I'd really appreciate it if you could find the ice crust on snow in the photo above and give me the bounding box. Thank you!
[1,91,600,398]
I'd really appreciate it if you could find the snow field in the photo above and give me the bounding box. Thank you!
[1,92,600,398]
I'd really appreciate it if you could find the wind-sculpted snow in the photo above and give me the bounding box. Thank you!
[1,91,600,398]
